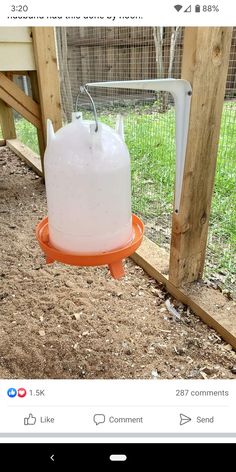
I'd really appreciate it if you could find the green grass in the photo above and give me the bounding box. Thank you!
[213,102,236,249]
[205,102,236,286]
[0,117,40,154]
[99,103,236,241]
[1,102,235,292]
[83,101,236,290]
[85,105,176,217]
[15,118,40,154]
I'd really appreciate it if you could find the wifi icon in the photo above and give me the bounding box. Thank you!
[174,4,183,11]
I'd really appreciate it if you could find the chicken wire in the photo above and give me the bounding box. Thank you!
[56,26,182,229]
[56,26,236,292]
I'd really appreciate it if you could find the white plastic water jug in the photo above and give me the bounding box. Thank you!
[44,117,132,254]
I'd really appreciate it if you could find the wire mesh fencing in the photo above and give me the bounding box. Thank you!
[56,26,236,295]
[206,28,236,291]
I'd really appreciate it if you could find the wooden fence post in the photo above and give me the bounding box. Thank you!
[0,72,16,139]
[0,99,16,139]
[169,27,233,286]
[31,27,62,171]
[29,70,46,160]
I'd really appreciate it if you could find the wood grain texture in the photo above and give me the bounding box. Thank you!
[169,27,233,286]
[29,70,45,171]
[32,27,62,139]
[0,98,16,139]
[132,237,236,349]
[0,72,40,128]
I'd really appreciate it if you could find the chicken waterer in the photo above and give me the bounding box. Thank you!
[36,88,144,279]
[36,79,191,279]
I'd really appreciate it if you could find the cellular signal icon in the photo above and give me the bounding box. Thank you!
[174,5,183,12]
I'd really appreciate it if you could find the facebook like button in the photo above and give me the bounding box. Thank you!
[7,388,17,398]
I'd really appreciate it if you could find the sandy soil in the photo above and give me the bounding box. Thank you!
[0,146,235,379]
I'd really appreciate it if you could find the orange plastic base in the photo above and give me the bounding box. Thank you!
[36,214,144,279]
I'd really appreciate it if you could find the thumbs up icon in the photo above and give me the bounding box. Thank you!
[24,413,37,425]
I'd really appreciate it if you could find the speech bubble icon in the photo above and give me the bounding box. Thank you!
[93,414,105,425]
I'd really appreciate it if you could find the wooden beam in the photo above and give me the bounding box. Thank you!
[31,27,62,142]
[67,38,155,48]
[180,27,198,82]
[0,72,16,139]
[132,237,236,349]
[0,139,6,146]
[0,98,16,139]
[0,71,41,128]
[169,27,233,286]
[29,70,46,172]
[7,138,42,176]
[56,28,73,123]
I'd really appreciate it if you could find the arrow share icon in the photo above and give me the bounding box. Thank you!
[180,413,192,425]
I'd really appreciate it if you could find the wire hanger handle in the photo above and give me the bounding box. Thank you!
[78,85,99,132]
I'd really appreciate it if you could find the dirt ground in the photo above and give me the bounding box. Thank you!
[0,146,236,379]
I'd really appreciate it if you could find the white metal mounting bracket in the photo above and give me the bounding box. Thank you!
[86,79,192,213]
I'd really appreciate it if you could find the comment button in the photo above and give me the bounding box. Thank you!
[93,414,106,425]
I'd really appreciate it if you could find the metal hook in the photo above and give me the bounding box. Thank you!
[76,85,98,132]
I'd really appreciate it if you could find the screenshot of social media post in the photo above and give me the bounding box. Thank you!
[0,0,235,452]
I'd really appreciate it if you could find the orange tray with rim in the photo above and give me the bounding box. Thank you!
[36,214,144,279]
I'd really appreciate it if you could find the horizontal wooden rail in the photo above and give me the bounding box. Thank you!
[7,139,42,176]
[132,236,236,350]
[68,38,159,48]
